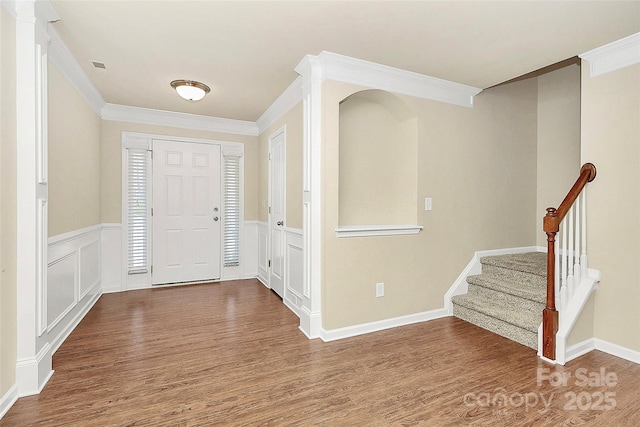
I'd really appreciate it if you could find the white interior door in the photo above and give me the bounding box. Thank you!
[269,131,286,297]
[152,139,221,285]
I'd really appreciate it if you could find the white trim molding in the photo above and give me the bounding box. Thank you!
[256,76,303,135]
[103,103,259,136]
[563,338,640,366]
[257,221,269,287]
[335,225,423,238]
[580,32,640,77]
[15,343,54,397]
[320,308,449,342]
[302,51,482,108]
[283,227,304,317]
[0,385,19,420]
[48,25,105,116]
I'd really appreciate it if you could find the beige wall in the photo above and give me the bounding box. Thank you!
[322,79,538,330]
[101,121,259,224]
[581,61,640,352]
[339,92,417,226]
[48,61,102,237]
[536,64,581,247]
[258,102,303,229]
[0,5,17,398]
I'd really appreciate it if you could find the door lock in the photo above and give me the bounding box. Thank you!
[213,216,219,221]
[277,221,284,226]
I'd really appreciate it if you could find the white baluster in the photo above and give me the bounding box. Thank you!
[581,190,588,277]
[567,205,575,301]
[555,230,561,309]
[574,193,581,286]
[561,216,568,307]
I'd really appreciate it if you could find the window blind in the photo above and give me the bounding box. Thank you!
[223,155,241,267]
[127,148,149,274]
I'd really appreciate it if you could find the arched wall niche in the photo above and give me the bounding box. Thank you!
[338,89,418,227]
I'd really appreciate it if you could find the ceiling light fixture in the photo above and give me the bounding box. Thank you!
[170,79,210,101]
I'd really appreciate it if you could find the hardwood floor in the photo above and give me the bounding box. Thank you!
[2,279,639,426]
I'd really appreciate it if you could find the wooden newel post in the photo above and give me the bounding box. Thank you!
[542,207,559,360]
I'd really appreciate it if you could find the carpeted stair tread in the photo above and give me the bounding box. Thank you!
[452,251,547,350]
[453,304,538,349]
[466,273,546,304]
[480,252,547,277]
[452,293,540,333]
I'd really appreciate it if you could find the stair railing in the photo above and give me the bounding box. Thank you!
[542,163,597,360]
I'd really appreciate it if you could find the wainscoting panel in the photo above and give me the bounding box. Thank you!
[284,228,303,317]
[80,240,100,299]
[257,222,269,286]
[46,253,76,331]
[47,225,102,353]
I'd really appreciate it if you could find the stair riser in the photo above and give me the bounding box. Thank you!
[453,304,538,350]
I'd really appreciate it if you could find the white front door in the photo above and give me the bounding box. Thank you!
[269,130,286,297]
[152,139,221,285]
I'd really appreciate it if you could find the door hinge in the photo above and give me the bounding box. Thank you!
[151,208,153,216]
[151,265,153,274]
[268,260,271,268]
[268,206,271,214]
[269,152,272,160]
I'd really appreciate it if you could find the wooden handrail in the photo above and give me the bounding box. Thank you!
[541,163,596,360]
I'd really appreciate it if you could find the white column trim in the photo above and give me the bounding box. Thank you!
[296,55,323,338]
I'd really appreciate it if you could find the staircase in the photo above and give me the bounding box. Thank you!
[451,252,547,350]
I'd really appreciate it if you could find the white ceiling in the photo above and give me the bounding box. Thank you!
[50,1,640,122]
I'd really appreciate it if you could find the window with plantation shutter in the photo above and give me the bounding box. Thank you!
[223,155,241,267]
[127,148,149,274]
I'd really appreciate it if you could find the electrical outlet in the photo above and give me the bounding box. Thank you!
[376,282,384,298]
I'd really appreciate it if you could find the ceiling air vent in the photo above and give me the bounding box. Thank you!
[90,61,106,70]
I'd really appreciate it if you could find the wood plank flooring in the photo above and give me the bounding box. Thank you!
[2,279,639,426]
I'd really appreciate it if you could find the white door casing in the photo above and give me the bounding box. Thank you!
[152,139,221,285]
[269,129,286,297]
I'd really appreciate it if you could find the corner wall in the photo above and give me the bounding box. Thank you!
[536,64,581,247]
[581,61,640,352]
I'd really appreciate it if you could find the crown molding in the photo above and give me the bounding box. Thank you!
[296,51,482,108]
[580,32,640,77]
[48,25,105,116]
[102,104,259,136]
[1,0,17,18]
[256,76,303,135]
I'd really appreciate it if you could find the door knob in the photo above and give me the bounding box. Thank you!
[277,221,284,226]
[213,216,219,221]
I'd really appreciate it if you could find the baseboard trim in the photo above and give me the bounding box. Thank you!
[565,339,597,363]
[51,290,102,354]
[595,338,640,364]
[299,307,322,339]
[563,338,640,365]
[257,274,269,288]
[0,385,18,420]
[320,308,449,342]
[15,343,54,397]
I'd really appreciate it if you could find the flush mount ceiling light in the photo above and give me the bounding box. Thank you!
[170,79,211,101]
